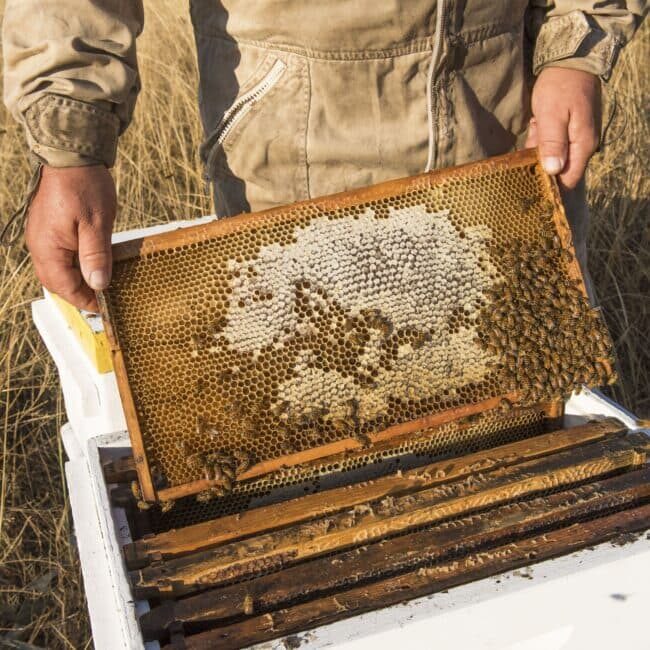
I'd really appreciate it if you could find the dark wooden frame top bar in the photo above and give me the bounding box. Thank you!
[161,502,650,649]
[123,418,625,569]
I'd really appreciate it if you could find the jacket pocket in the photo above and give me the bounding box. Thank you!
[202,52,310,216]
[449,25,531,166]
[201,57,287,162]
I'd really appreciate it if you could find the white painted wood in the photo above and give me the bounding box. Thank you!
[31,297,127,455]
[65,426,159,650]
[565,387,640,430]
[112,215,219,244]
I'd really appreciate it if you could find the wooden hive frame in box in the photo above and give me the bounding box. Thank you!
[96,149,649,648]
[109,419,650,648]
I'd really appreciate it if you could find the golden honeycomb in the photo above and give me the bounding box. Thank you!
[100,150,614,502]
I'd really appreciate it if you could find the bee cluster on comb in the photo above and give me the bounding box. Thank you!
[477,237,615,406]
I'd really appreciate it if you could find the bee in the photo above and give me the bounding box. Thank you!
[196,486,225,504]
[343,317,357,332]
[498,398,512,413]
[591,329,604,343]
[136,499,152,511]
[196,489,214,504]
[367,313,393,338]
[542,317,555,330]
[130,480,142,500]
[160,500,174,514]
[221,463,236,481]
[348,331,366,347]
[519,376,532,390]
[337,398,354,417]
[218,368,238,382]
[354,432,372,448]
[270,400,290,418]
[205,463,218,481]
[220,474,234,492]
[186,452,206,472]
[194,378,206,397]
[331,418,353,434]
[175,439,190,457]
[280,439,296,455]
[190,334,202,359]
[233,450,252,474]
[151,466,168,490]
[243,594,255,616]
[361,308,382,323]
[205,425,222,441]
[210,463,224,482]
[195,416,208,437]
[210,316,229,335]
[377,320,394,338]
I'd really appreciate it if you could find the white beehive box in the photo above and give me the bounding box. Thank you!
[32,219,650,650]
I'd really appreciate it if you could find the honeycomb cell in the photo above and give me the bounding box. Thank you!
[101,151,614,503]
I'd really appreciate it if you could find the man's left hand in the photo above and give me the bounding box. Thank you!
[526,67,601,190]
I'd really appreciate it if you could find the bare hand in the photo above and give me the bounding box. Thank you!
[25,165,116,312]
[526,67,601,190]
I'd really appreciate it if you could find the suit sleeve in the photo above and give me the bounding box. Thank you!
[2,0,144,167]
[528,1,647,80]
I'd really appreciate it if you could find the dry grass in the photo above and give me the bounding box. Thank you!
[0,3,647,647]
[587,23,649,415]
[0,2,209,647]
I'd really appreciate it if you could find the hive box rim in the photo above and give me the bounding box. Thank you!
[98,148,584,503]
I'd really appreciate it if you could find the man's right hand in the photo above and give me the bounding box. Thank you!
[25,165,116,312]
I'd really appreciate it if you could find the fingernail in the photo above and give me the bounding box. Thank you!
[88,270,109,290]
[542,156,564,175]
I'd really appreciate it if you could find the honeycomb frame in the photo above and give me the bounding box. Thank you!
[99,149,611,503]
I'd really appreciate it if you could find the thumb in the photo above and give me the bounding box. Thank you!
[78,214,113,292]
[535,107,569,176]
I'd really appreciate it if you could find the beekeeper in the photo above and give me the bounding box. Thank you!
[2,1,646,311]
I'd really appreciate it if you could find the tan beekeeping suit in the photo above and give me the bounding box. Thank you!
[2,1,646,218]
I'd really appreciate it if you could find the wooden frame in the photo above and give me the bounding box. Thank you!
[123,418,624,569]
[160,503,650,650]
[141,466,650,641]
[98,148,590,503]
[129,433,648,598]
[107,401,563,494]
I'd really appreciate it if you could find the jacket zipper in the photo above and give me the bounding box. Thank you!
[425,0,447,172]
[213,58,287,147]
